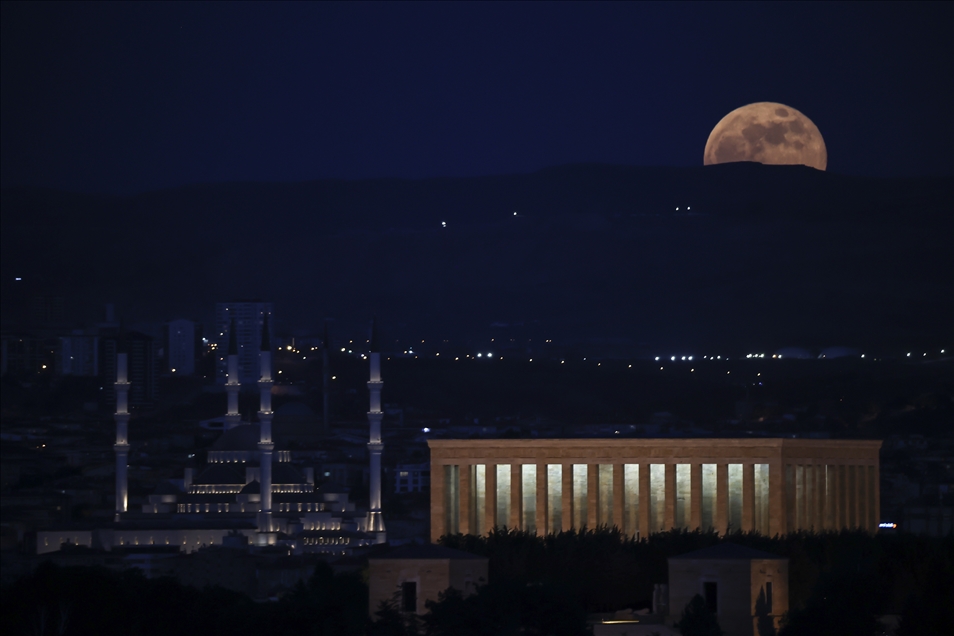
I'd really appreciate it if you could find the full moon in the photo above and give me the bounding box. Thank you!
[704,102,827,170]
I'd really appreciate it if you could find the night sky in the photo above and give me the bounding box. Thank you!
[2,2,952,195]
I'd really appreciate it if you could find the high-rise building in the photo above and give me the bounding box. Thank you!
[100,331,158,407]
[165,319,197,375]
[59,332,100,376]
[0,332,56,377]
[214,301,274,385]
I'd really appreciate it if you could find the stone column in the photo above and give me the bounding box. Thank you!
[784,464,796,532]
[690,463,702,531]
[769,461,785,537]
[836,464,846,529]
[806,465,815,529]
[664,464,676,531]
[459,464,472,536]
[835,464,850,530]
[587,464,599,529]
[431,463,445,542]
[562,463,574,532]
[742,463,755,532]
[638,463,650,539]
[536,463,548,535]
[716,463,729,536]
[510,463,522,530]
[849,465,858,529]
[814,464,825,531]
[828,464,836,530]
[613,463,625,532]
[794,465,804,530]
[485,463,497,534]
[857,464,867,532]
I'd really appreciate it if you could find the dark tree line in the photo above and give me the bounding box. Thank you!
[4,530,951,636]
[1,561,367,636]
[438,527,954,636]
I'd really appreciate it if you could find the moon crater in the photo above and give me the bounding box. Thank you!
[704,102,827,170]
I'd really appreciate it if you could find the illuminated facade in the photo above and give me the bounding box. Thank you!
[113,340,130,521]
[428,438,881,541]
[367,321,386,543]
[38,317,378,556]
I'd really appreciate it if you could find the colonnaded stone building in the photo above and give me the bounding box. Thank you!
[428,438,882,541]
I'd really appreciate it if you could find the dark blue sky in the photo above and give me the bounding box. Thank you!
[2,1,951,194]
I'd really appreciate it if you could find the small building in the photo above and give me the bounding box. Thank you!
[668,543,788,636]
[368,544,488,616]
[394,462,430,494]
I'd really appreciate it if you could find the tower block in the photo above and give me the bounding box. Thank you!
[224,319,241,430]
[257,314,275,535]
[113,336,130,521]
[322,321,331,434]
[367,321,386,543]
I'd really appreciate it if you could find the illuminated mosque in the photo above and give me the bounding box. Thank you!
[39,314,883,556]
[38,318,387,554]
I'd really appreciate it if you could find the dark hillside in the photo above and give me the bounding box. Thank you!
[2,163,950,350]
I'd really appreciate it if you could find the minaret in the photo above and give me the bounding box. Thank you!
[322,321,330,434]
[224,319,241,430]
[367,320,386,543]
[113,333,130,521]
[257,314,274,535]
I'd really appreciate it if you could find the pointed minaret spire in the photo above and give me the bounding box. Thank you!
[322,321,331,434]
[113,335,131,521]
[224,318,241,430]
[367,318,386,543]
[257,312,274,535]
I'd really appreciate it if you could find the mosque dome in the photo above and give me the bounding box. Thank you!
[211,423,261,452]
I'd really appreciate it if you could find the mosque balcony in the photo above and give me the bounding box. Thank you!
[188,485,244,494]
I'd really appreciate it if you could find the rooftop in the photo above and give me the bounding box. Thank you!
[370,543,486,561]
[670,542,785,561]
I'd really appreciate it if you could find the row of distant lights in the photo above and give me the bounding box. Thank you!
[275,346,945,367]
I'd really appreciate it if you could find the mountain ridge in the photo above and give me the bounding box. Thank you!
[2,163,951,351]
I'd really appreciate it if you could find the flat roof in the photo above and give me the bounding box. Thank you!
[670,543,786,561]
[428,438,882,449]
[369,544,487,561]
